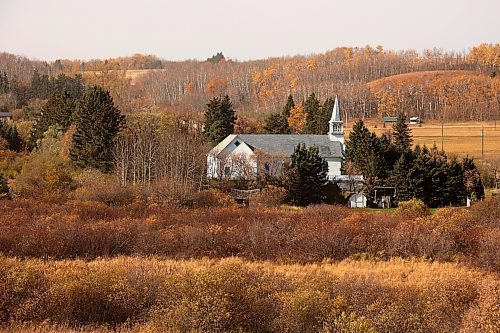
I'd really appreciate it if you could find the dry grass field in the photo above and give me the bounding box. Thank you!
[346,120,500,163]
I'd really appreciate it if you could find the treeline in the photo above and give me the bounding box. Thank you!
[370,71,500,121]
[1,44,498,121]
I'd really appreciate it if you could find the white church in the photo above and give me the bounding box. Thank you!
[207,96,345,181]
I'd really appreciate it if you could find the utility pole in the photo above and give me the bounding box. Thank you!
[441,120,444,152]
[481,126,484,165]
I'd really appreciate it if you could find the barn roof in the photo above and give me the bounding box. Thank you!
[210,134,343,158]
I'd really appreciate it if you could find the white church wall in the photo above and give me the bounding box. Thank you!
[325,157,342,178]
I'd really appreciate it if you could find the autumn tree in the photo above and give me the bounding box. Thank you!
[288,104,306,133]
[70,86,124,172]
[203,95,237,144]
[284,143,328,206]
[462,156,485,200]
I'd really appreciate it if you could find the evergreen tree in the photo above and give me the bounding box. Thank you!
[302,93,321,134]
[263,112,290,134]
[284,143,328,206]
[315,97,335,135]
[70,86,124,172]
[0,173,10,200]
[203,95,237,144]
[30,91,77,145]
[379,133,400,171]
[0,121,22,152]
[30,70,51,99]
[343,120,386,180]
[388,150,416,202]
[446,158,467,206]
[283,94,295,117]
[392,114,413,152]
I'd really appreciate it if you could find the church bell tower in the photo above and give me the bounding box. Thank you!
[328,96,344,145]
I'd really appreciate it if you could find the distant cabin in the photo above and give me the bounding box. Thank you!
[383,116,399,123]
[207,96,345,181]
[0,112,12,121]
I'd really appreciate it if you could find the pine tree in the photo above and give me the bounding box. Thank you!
[284,143,328,206]
[0,173,10,200]
[263,112,290,134]
[203,95,237,144]
[70,86,124,172]
[283,94,295,117]
[392,114,413,152]
[302,93,321,134]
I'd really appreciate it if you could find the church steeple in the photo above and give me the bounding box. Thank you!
[328,96,344,145]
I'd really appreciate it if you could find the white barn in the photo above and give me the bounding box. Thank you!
[207,96,345,181]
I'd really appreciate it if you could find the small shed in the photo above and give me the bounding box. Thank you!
[349,194,367,208]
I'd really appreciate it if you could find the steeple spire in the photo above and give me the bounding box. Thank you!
[328,96,344,145]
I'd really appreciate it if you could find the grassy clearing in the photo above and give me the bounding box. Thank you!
[346,121,500,163]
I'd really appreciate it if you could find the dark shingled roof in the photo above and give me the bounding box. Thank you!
[236,134,342,158]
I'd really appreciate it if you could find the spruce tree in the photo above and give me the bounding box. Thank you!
[392,114,413,152]
[31,91,76,145]
[203,95,237,144]
[0,173,10,200]
[283,94,295,117]
[388,150,416,202]
[0,121,22,152]
[70,86,124,172]
[446,158,467,206]
[284,143,328,206]
[315,97,335,135]
[263,112,290,134]
[302,93,321,134]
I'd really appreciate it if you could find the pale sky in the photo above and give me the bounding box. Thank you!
[0,0,498,61]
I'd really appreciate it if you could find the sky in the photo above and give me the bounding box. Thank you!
[0,0,498,62]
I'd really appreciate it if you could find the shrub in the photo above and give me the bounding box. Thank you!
[192,188,235,208]
[250,185,287,207]
[11,151,74,198]
[71,169,136,205]
[396,198,430,218]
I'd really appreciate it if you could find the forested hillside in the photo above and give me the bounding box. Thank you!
[1,43,498,121]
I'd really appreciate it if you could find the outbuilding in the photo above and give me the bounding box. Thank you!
[349,193,367,208]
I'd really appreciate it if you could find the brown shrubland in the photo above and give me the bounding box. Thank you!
[0,257,498,332]
[0,196,498,271]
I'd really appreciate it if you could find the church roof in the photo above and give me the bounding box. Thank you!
[211,134,342,158]
[329,96,342,123]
